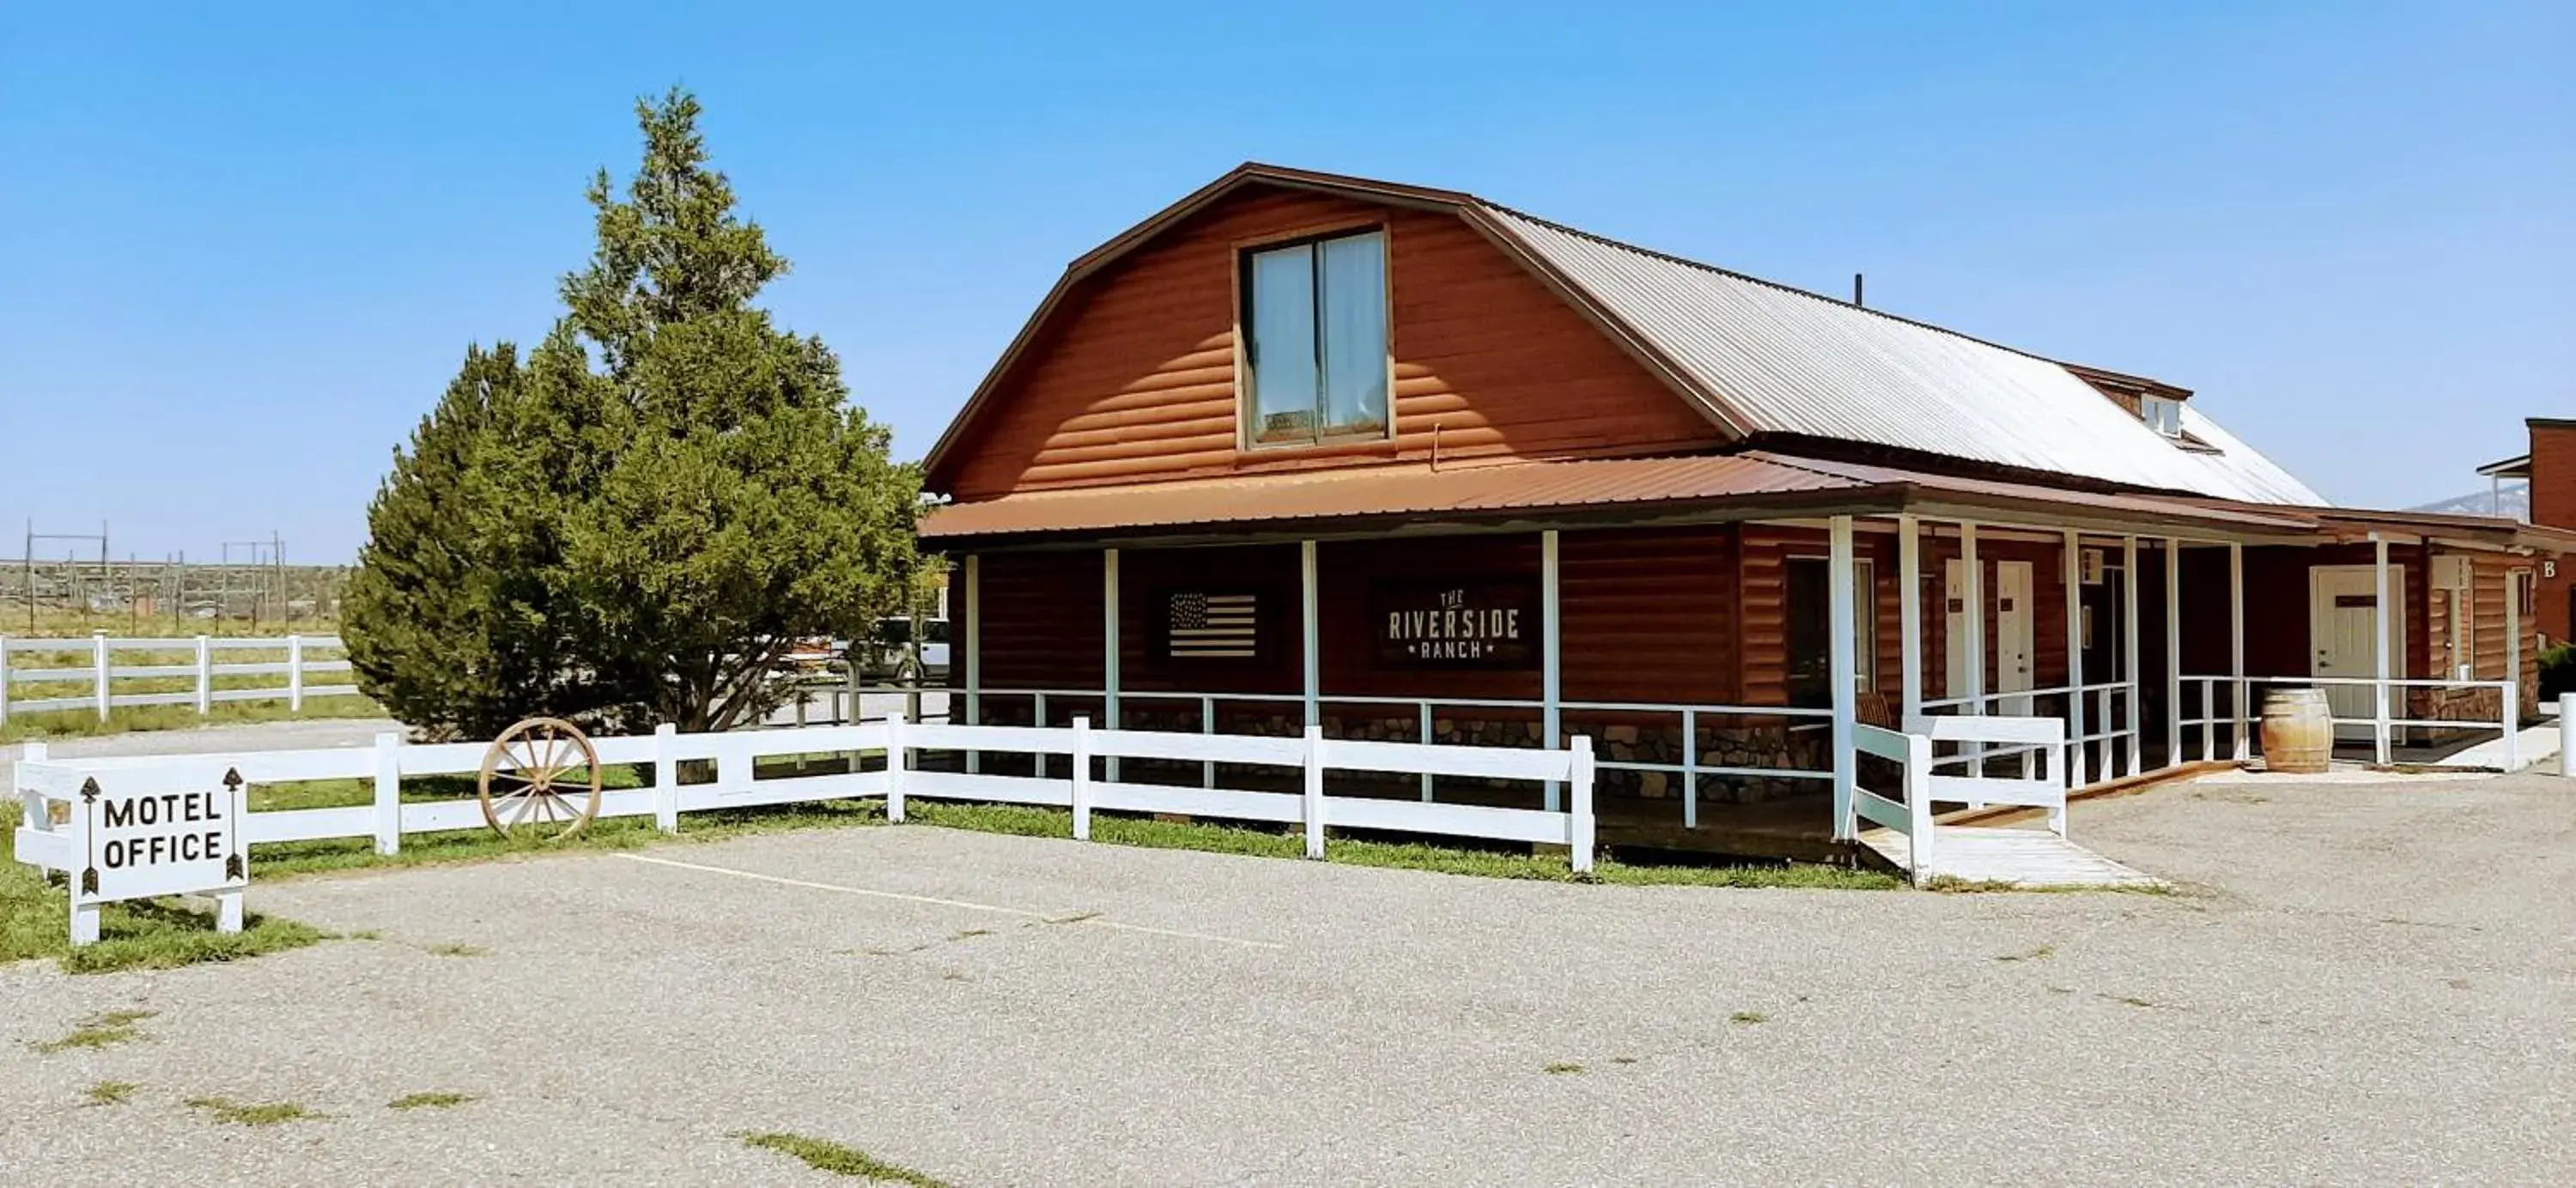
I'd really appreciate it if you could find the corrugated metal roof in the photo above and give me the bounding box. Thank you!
[2171,403,2326,504]
[1479,203,2324,506]
[919,450,2321,543]
[921,454,1856,540]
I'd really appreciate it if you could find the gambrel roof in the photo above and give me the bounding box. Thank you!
[923,163,2324,506]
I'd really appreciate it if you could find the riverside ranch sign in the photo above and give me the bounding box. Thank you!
[1373,578,1537,669]
[74,768,248,913]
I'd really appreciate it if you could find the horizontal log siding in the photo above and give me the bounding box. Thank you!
[1560,527,1737,706]
[1115,543,1303,697]
[1316,535,1543,701]
[975,551,1105,691]
[940,184,1720,500]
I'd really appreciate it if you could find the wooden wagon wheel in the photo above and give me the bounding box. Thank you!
[477,717,603,840]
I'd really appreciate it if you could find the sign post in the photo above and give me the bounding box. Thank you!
[67,767,250,946]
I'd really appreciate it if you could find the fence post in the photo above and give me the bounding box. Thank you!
[653,723,680,832]
[1905,732,1935,884]
[2561,694,2573,781]
[19,740,44,835]
[92,631,110,721]
[194,635,213,715]
[1071,716,1093,841]
[0,635,11,726]
[1568,735,1595,875]
[373,731,402,855]
[1302,724,1326,859]
[1202,695,1216,790]
[287,633,305,712]
[1418,701,1434,802]
[884,712,908,823]
[2501,682,2519,773]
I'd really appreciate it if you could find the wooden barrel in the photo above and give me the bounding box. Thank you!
[2260,688,2334,774]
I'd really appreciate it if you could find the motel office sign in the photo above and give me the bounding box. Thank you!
[78,771,247,900]
[12,765,252,947]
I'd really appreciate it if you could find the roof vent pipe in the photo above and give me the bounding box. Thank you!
[1852,273,1865,308]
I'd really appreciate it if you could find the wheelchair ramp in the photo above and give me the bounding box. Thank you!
[1862,826,2166,890]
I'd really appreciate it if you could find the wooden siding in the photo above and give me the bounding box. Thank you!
[1115,543,1303,697]
[2531,422,2576,640]
[972,551,1105,691]
[936,183,1722,500]
[1560,527,1736,706]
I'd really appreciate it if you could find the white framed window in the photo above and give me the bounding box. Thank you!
[2140,394,2184,438]
[1241,228,1391,447]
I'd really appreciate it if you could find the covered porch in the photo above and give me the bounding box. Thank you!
[914,452,2554,862]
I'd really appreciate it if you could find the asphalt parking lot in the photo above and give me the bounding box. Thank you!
[5,765,2573,1185]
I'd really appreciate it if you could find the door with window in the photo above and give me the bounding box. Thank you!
[2310,566,2407,740]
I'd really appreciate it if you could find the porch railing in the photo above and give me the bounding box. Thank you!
[2187,674,2521,770]
[842,683,1832,832]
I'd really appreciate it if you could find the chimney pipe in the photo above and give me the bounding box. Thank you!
[1852,273,1865,308]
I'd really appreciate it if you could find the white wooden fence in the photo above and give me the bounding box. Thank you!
[15,717,1600,934]
[1848,714,2068,882]
[0,633,354,724]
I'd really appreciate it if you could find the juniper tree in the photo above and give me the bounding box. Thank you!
[346,88,920,736]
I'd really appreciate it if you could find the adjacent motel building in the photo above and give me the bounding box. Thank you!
[915,165,2573,860]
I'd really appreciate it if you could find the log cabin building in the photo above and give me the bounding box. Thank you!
[915,164,2574,860]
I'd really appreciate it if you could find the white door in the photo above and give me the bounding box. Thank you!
[1996,561,2036,715]
[1944,559,1975,700]
[2311,566,2406,741]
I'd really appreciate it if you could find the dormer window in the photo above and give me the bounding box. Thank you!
[2140,394,2184,438]
[1242,229,1390,447]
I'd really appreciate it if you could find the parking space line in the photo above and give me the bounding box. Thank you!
[611,852,1286,949]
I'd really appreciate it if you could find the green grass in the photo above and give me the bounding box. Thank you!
[1728,1010,1770,1026]
[1542,1061,1584,1075]
[738,1131,955,1186]
[186,1095,321,1125]
[32,1009,155,1052]
[1996,943,2057,962]
[425,943,487,957]
[388,1091,473,1110]
[2,823,332,973]
[903,801,1901,890]
[1,694,382,744]
[83,1080,139,1106]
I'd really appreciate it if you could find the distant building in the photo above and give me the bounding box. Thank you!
[2476,418,2575,643]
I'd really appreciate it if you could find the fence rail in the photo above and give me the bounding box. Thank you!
[2180,673,2520,769]
[0,633,352,723]
[15,717,1601,940]
[847,683,1827,830]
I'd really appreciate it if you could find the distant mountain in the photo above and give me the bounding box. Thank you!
[2410,483,2529,520]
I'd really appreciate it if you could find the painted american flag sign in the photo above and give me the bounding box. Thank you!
[1168,591,1260,658]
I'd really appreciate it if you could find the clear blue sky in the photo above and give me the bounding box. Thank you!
[3,1,2568,561]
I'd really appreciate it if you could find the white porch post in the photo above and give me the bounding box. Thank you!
[1961,521,1984,774]
[2506,566,2523,770]
[2165,537,2182,770]
[1300,540,1320,730]
[1541,529,1563,812]
[1103,548,1121,783]
[2123,536,2142,779]
[2063,530,2086,787]
[2373,533,2392,767]
[1828,515,1858,841]
[963,554,981,774]
[2229,542,2247,761]
[1898,515,1923,726]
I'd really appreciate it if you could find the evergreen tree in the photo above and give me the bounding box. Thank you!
[345,88,920,736]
